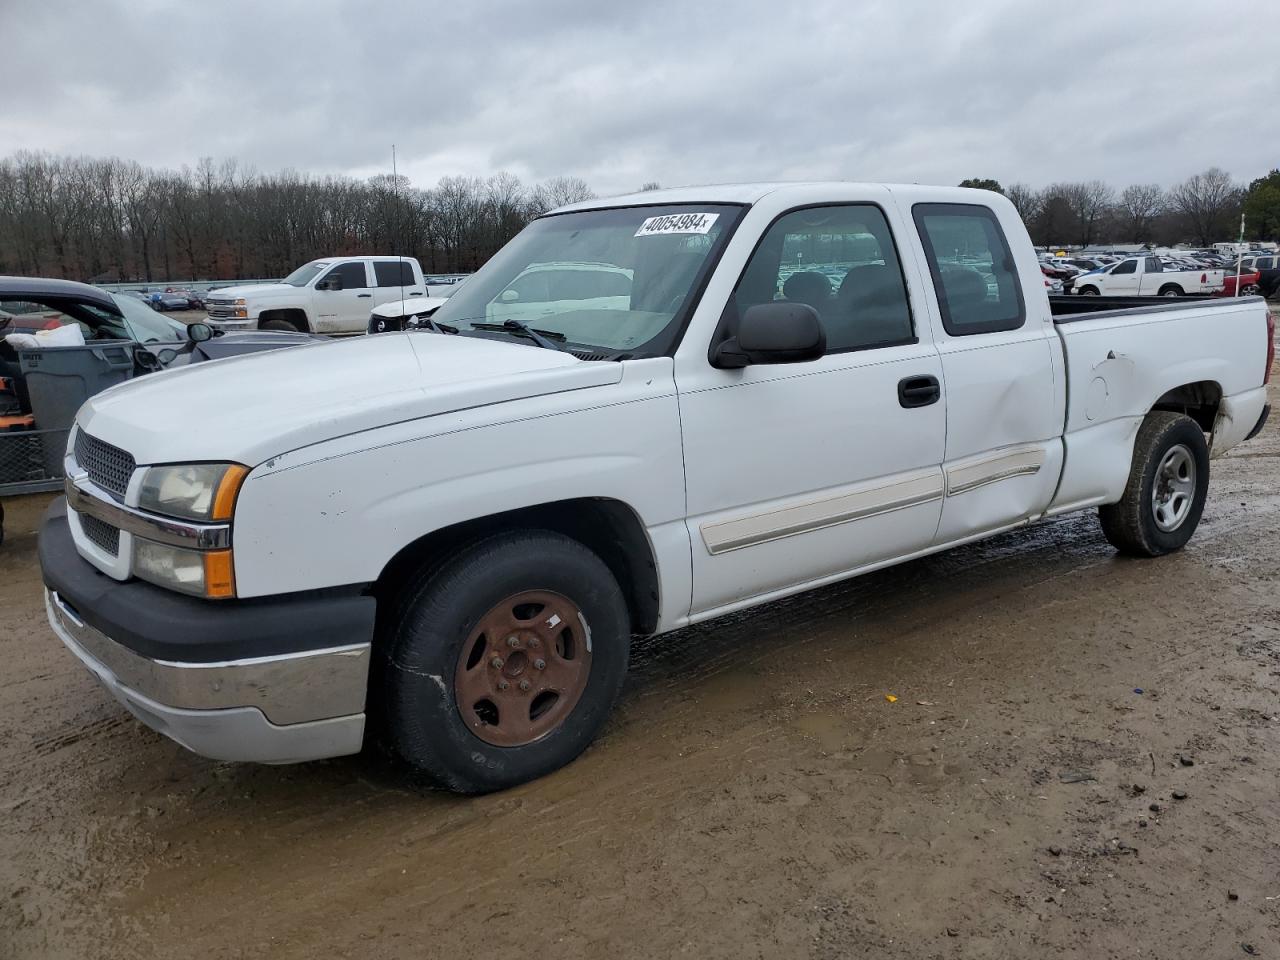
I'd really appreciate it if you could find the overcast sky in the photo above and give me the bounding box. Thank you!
[0,0,1270,197]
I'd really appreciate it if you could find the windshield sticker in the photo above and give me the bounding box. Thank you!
[635,213,719,237]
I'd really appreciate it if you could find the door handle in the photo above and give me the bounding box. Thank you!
[898,375,940,408]
[357,293,372,298]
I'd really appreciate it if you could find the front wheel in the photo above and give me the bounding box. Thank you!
[1098,411,1209,557]
[259,317,301,332]
[1078,285,1100,296]
[377,531,630,793]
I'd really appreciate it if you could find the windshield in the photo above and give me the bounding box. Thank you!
[110,293,186,342]
[283,262,329,287]
[431,204,743,356]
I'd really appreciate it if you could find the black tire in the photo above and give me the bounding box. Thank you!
[1079,285,1100,296]
[1098,411,1209,557]
[1158,285,1183,297]
[377,531,630,793]
[259,317,301,332]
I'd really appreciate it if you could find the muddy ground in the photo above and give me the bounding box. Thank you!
[2,380,1278,960]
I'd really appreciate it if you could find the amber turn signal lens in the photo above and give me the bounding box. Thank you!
[211,465,249,521]
[204,550,236,599]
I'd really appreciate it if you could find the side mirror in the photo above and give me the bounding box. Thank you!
[711,302,826,369]
[499,289,520,303]
[187,322,214,343]
[319,275,342,291]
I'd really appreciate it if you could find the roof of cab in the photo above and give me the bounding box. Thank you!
[550,181,1001,214]
[0,275,119,312]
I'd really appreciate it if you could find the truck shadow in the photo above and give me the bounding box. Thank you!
[348,509,1117,795]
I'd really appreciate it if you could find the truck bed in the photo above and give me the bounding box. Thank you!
[1045,292,1271,515]
[1048,293,1228,320]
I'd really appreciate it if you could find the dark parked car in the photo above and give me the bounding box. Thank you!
[147,290,190,311]
[1240,255,1280,298]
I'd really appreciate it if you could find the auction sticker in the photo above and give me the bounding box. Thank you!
[635,212,719,237]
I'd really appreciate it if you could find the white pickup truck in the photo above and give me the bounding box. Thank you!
[1072,255,1225,297]
[205,256,428,334]
[40,183,1273,793]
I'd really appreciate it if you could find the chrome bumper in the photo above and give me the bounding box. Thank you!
[205,316,253,331]
[45,588,369,764]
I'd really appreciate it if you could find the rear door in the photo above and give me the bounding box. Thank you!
[313,261,373,333]
[1136,256,1165,295]
[905,198,1064,543]
[372,260,425,311]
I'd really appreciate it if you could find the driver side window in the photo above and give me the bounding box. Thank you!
[732,204,915,353]
[322,262,369,289]
[1113,259,1137,275]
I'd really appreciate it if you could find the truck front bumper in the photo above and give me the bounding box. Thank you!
[205,316,254,331]
[39,500,375,764]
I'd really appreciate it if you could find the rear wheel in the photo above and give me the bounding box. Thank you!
[377,531,630,793]
[1158,284,1184,297]
[1098,411,1209,557]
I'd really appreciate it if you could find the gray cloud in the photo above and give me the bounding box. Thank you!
[0,0,1271,196]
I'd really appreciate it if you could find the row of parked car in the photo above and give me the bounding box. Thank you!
[1036,249,1273,298]
[118,288,210,312]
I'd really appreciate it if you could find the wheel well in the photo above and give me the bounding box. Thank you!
[1152,380,1222,432]
[374,498,660,635]
[1158,283,1183,295]
[258,308,309,332]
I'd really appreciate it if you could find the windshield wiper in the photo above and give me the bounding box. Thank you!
[471,319,566,350]
[410,314,457,335]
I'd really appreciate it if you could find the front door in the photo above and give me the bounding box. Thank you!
[314,261,373,333]
[1107,258,1141,295]
[678,202,946,616]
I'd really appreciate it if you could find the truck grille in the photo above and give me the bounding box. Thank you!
[79,513,120,557]
[74,431,135,498]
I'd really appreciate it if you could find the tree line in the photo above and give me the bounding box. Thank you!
[959,168,1280,249]
[0,151,595,283]
[2,151,1277,285]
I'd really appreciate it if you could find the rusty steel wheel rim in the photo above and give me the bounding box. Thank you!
[454,590,593,747]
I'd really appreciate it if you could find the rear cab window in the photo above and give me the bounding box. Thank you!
[912,203,1025,335]
[373,261,417,287]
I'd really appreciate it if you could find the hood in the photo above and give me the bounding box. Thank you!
[371,296,449,319]
[207,283,294,300]
[77,333,622,466]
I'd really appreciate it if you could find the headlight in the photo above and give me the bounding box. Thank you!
[234,298,246,306]
[232,308,248,318]
[134,541,235,598]
[137,463,247,521]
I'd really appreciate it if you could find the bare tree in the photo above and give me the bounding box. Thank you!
[1169,168,1242,245]
[1054,180,1116,246]
[1116,184,1164,244]
[533,176,595,211]
[1004,182,1040,224]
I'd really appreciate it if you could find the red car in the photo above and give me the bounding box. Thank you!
[1215,268,1261,297]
